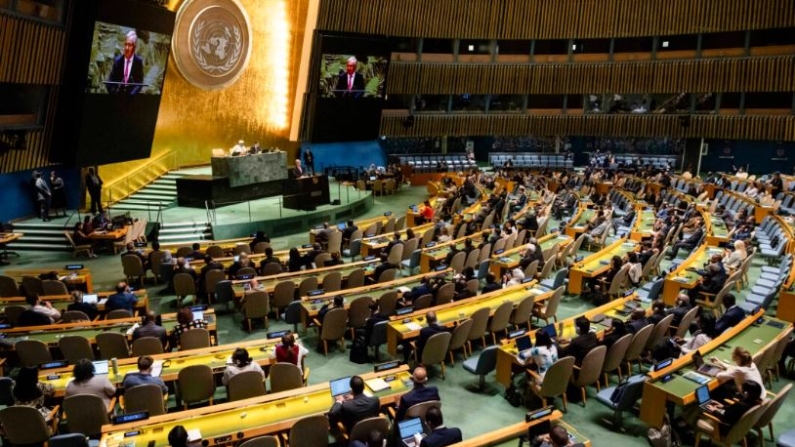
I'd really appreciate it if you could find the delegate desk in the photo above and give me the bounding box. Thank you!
[567,238,638,295]
[158,237,254,255]
[774,217,795,322]
[88,227,129,242]
[448,412,590,447]
[495,294,649,387]
[420,232,486,273]
[704,213,729,246]
[360,223,434,258]
[2,268,94,293]
[407,197,445,228]
[640,311,792,428]
[211,152,288,187]
[386,281,552,357]
[41,337,285,398]
[99,365,412,447]
[629,207,656,241]
[299,269,454,329]
[309,214,396,244]
[0,289,149,320]
[0,232,22,265]
[564,204,595,238]
[489,233,572,278]
[0,310,217,350]
[726,190,777,224]
[661,244,723,305]
[231,259,379,297]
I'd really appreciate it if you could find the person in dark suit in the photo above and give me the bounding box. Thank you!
[395,367,440,421]
[668,224,704,258]
[335,56,365,98]
[292,159,305,179]
[668,294,692,328]
[66,291,98,321]
[481,273,501,294]
[85,167,104,214]
[715,294,745,334]
[383,231,403,256]
[626,309,651,334]
[302,147,315,175]
[106,282,138,313]
[328,375,380,433]
[414,311,447,363]
[416,407,462,447]
[342,220,358,247]
[133,310,167,347]
[198,254,223,296]
[107,30,145,94]
[561,317,599,365]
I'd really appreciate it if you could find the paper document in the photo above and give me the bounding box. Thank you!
[405,322,422,331]
[187,429,202,442]
[151,360,164,377]
[365,378,391,392]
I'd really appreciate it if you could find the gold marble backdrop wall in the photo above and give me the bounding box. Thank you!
[99,0,310,186]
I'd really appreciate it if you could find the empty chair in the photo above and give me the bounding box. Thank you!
[412,294,433,310]
[595,374,647,428]
[378,268,397,283]
[533,286,564,326]
[4,304,28,325]
[378,291,398,316]
[528,356,576,411]
[462,345,498,391]
[298,277,319,297]
[322,271,342,292]
[401,249,422,275]
[238,436,279,447]
[261,262,283,276]
[601,334,632,387]
[243,291,270,332]
[269,362,305,393]
[16,339,53,367]
[0,406,52,445]
[466,307,490,355]
[177,364,215,409]
[315,307,347,355]
[21,276,43,298]
[447,319,473,365]
[0,275,20,297]
[347,296,374,338]
[645,313,674,351]
[415,332,452,379]
[96,332,130,359]
[571,345,607,406]
[173,272,197,306]
[227,370,266,401]
[288,414,328,447]
[435,283,455,305]
[343,239,362,260]
[131,336,165,356]
[180,328,211,350]
[62,310,91,323]
[271,281,295,319]
[62,393,110,437]
[41,279,69,296]
[449,251,466,274]
[487,301,513,344]
[623,324,653,375]
[204,269,226,303]
[510,295,536,330]
[121,255,146,286]
[754,383,791,443]
[369,320,389,361]
[58,336,94,364]
[346,268,366,288]
[124,384,166,415]
[205,245,225,258]
[107,309,133,320]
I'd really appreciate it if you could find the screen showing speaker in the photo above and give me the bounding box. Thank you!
[309,34,391,143]
[53,0,175,167]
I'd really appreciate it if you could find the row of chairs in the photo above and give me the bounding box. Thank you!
[611,155,678,170]
[489,153,574,169]
[396,154,476,173]
[15,330,210,367]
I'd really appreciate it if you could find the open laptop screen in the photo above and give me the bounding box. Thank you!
[93,360,109,375]
[696,385,710,405]
[330,376,351,397]
[515,335,531,352]
[82,294,98,304]
[398,417,424,439]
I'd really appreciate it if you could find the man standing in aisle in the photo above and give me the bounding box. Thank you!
[34,171,51,221]
[303,147,315,176]
[85,167,104,214]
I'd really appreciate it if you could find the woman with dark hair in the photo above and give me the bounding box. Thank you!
[272,333,309,373]
[12,366,55,423]
[693,380,763,438]
[288,247,303,272]
[73,221,97,258]
[65,358,115,407]
[587,255,623,293]
[172,307,208,348]
[679,313,717,355]
[168,425,189,447]
[520,332,558,381]
[325,251,344,267]
[405,228,416,241]
[222,347,264,385]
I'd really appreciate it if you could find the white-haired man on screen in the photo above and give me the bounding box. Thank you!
[108,30,144,94]
[335,56,365,98]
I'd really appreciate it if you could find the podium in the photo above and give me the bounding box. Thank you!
[283,175,331,211]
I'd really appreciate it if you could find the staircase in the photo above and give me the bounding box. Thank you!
[7,222,71,251]
[112,172,188,212]
[158,221,213,244]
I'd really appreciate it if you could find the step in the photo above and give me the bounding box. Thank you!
[5,228,68,236]
[141,184,177,192]
[159,221,211,228]
[152,179,178,186]
[119,197,174,204]
[6,242,70,250]
[158,233,213,242]
[161,174,187,180]
[159,227,211,234]
[112,204,157,211]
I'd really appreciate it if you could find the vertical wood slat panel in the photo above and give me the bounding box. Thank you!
[318,0,795,39]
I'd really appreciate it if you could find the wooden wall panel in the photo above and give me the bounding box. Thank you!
[318,0,795,39]
[0,12,67,173]
[380,115,795,141]
[385,57,795,95]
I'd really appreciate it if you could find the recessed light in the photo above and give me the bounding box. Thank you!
[571,44,577,50]
[662,41,669,48]
[468,45,474,51]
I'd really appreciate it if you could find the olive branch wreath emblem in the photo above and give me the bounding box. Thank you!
[191,19,243,74]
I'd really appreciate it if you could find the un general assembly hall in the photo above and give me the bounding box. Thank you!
[1,0,795,446]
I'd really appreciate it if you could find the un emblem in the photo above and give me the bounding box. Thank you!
[172,0,252,89]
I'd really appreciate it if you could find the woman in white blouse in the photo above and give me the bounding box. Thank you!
[723,240,748,270]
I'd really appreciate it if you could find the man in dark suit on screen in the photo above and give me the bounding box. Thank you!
[335,56,365,98]
[107,30,144,94]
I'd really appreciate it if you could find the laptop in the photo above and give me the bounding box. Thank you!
[539,323,557,340]
[191,309,204,322]
[397,417,426,447]
[330,376,352,399]
[337,223,347,230]
[696,385,725,416]
[515,335,532,352]
[92,360,109,375]
[82,294,98,304]
[692,351,722,376]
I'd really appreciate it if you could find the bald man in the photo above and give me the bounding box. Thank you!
[133,310,167,347]
[395,367,440,421]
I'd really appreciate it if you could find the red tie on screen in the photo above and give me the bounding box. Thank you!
[348,75,353,91]
[124,60,130,83]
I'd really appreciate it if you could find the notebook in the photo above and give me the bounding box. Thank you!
[330,376,352,399]
[398,417,426,447]
[692,351,722,376]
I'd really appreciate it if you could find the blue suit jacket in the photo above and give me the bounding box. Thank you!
[396,385,440,421]
[421,427,463,447]
[716,306,745,334]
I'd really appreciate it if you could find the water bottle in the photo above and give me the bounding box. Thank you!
[111,357,119,375]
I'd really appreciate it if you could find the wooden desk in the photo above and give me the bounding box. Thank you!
[230,260,378,297]
[495,295,647,387]
[41,337,284,398]
[2,268,94,293]
[564,205,594,238]
[448,412,590,447]
[157,237,253,256]
[660,244,723,305]
[360,223,434,258]
[88,227,128,241]
[567,238,638,295]
[704,213,730,246]
[99,366,412,447]
[640,311,792,428]
[419,232,486,273]
[629,208,656,241]
[489,233,572,278]
[386,281,552,357]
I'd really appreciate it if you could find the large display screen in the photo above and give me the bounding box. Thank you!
[53,0,175,167]
[86,21,172,95]
[319,54,388,99]
[308,34,391,143]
